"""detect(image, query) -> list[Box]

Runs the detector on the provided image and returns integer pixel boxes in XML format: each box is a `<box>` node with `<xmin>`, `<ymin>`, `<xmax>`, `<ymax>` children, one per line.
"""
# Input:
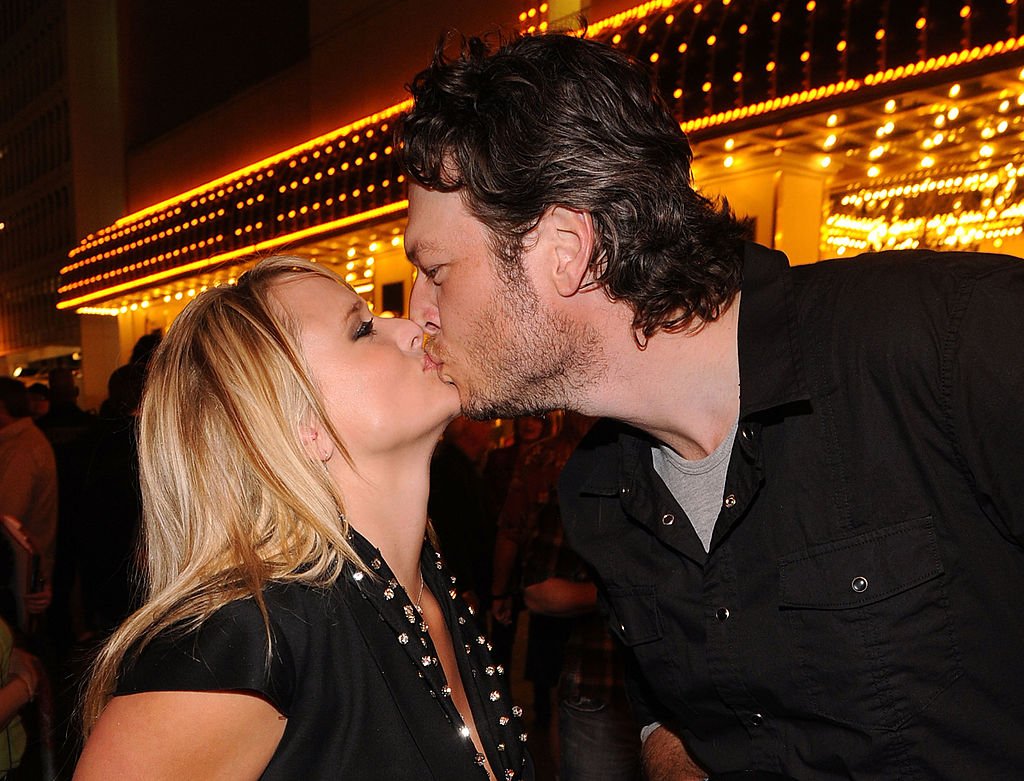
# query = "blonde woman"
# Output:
<box><xmin>74</xmin><ymin>257</ymin><xmax>532</xmax><ymax>781</ymax></box>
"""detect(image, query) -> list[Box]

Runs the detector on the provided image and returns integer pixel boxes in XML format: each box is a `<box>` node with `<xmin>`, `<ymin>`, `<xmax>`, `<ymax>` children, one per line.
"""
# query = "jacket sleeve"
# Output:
<box><xmin>949</xmin><ymin>260</ymin><xmax>1024</xmax><ymax>545</ymax></box>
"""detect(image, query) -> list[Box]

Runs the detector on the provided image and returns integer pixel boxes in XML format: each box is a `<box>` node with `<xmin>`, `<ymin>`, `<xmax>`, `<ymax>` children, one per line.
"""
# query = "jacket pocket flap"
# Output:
<box><xmin>605</xmin><ymin>585</ymin><xmax>662</xmax><ymax>646</ymax></box>
<box><xmin>779</xmin><ymin>517</ymin><xmax>943</xmax><ymax>610</ymax></box>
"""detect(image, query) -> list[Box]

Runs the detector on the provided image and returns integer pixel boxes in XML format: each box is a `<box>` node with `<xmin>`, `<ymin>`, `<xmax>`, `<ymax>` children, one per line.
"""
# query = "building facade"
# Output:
<box><xmin>46</xmin><ymin>0</ymin><xmax>1024</xmax><ymax>405</ymax></box>
<box><xmin>0</xmin><ymin>0</ymin><xmax>80</xmax><ymax>379</ymax></box>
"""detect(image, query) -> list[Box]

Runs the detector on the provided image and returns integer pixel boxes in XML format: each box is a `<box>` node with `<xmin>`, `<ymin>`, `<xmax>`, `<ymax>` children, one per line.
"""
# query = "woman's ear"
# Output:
<box><xmin>545</xmin><ymin>205</ymin><xmax>596</xmax><ymax>297</ymax></box>
<box><xmin>299</xmin><ymin>421</ymin><xmax>335</xmax><ymax>462</ymax></box>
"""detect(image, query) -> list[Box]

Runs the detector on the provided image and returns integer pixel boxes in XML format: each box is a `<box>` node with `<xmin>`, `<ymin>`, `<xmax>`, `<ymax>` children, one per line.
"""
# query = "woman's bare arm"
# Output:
<box><xmin>75</xmin><ymin>690</ymin><xmax>286</xmax><ymax>781</ymax></box>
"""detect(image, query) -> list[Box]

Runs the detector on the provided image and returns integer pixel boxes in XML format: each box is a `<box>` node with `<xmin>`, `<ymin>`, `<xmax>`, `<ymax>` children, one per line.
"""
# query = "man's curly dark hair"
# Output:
<box><xmin>399</xmin><ymin>31</ymin><xmax>749</xmax><ymax>338</ymax></box>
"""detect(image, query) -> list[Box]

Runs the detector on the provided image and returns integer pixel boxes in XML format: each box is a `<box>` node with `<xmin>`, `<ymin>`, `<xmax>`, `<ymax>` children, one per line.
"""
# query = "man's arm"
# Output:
<box><xmin>950</xmin><ymin>262</ymin><xmax>1024</xmax><ymax>543</ymax></box>
<box><xmin>523</xmin><ymin>577</ymin><xmax>596</xmax><ymax>617</ymax></box>
<box><xmin>642</xmin><ymin>724</ymin><xmax>708</xmax><ymax>781</ymax></box>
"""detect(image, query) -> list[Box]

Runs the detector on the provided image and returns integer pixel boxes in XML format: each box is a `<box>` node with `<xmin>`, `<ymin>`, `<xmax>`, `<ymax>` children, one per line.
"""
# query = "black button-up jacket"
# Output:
<box><xmin>559</xmin><ymin>242</ymin><xmax>1024</xmax><ymax>779</ymax></box>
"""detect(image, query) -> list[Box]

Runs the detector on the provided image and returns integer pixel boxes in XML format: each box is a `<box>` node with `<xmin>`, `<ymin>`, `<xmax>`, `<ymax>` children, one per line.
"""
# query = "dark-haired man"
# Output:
<box><xmin>401</xmin><ymin>32</ymin><xmax>1024</xmax><ymax>781</ymax></box>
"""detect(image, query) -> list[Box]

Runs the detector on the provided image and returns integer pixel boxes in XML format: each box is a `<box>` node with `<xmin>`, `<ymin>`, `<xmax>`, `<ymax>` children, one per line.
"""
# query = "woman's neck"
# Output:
<box><xmin>328</xmin><ymin>442</ymin><xmax>435</xmax><ymax>594</ymax></box>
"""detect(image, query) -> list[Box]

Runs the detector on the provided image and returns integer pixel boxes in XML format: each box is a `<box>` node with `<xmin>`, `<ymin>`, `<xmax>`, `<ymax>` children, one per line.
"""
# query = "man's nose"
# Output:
<box><xmin>409</xmin><ymin>273</ymin><xmax>440</xmax><ymax>334</ymax></box>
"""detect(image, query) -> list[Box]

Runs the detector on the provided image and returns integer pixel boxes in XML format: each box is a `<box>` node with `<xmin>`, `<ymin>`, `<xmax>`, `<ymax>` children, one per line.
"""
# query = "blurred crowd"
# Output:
<box><xmin>0</xmin><ymin>333</ymin><xmax>640</xmax><ymax>780</ymax></box>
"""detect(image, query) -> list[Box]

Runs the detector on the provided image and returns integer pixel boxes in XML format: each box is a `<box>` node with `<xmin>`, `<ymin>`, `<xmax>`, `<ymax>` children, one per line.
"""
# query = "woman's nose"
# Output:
<box><xmin>383</xmin><ymin>315</ymin><xmax>428</xmax><ymax>351</ymax></box>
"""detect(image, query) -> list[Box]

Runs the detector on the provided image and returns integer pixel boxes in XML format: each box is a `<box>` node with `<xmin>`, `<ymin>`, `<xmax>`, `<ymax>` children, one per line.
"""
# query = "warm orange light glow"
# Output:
<box><xmin>67</xmin><ymin>100</ymin><xmax>412</xmax><ymax>259</ymax></box>
<box><xmin>58</xmin><ymin>201</ymin><xmax>409</xmax><ymax>309</ymax></box>
<box><xmin>682</xmin><ymin>34</ymin><xmax>1024</xmax><ymax>135</ymax></box>
<box><xmin>584</xmin><ymin>0</ymin><xmax>678</xmax><ymax>37</ymax></box>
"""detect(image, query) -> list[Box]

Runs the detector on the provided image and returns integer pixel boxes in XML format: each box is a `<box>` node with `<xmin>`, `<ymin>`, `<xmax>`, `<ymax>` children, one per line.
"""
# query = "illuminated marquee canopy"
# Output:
<box><xmin>60</xmin><ymin>0</ymin><xmax>1024</xmax><ymax>311</ymax></box>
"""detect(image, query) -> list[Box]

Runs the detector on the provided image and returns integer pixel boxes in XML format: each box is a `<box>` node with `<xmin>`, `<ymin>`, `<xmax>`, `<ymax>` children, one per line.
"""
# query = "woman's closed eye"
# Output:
<box><xmin>354</xmin><ymin>319</ymin><xmax>376</xmax><ymax>339</ymax></box>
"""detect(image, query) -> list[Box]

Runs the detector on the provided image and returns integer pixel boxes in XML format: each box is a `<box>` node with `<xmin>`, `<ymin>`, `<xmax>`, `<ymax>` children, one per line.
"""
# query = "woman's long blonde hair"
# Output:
<box><xmin>82</xmin><ymin>256</ymin><xmax>362</xmax><ymax>731</ymax></box>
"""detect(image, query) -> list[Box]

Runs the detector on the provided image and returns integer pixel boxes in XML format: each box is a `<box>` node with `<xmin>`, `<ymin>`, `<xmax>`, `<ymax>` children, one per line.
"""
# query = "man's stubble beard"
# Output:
<box><xmin>455</xmin><ymin>275</ymin><xmax>605</xmax><ymax>420</ymax></box>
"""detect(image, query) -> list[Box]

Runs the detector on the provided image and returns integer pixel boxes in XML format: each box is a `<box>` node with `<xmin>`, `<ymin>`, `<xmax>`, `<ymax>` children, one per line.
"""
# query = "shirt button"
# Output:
<box><xmin>751</xmin><ymin>713</ymin><xmax>764</xmax><ymax>727</ymax></box>
<box><xmin>661</xmin><ymin>513</ymin><xmax>675</xmax><ymax>526</ymax></box>
<box><xmin>739</xmin><ymin>425</ymin><xmax>754</xmax><ymax>442</ymax></box>
<box><xmin>851</xmin><ymin>576</ymin><xmax>869</xmax><ymax>593</ymax></box>
<box><xmin>620</xmin><ymin>486</ymin><xmax>631</xmax><ymax>496</ymax></box>
<box><xmin>723</xmin><ymin>494</ymin><xmax>737</xmax><ymax>508</ymax></box>
<box><xmin>716</xmin><ymin>607</ymin><xmax>730</xmax><ymax>622</ymax></box>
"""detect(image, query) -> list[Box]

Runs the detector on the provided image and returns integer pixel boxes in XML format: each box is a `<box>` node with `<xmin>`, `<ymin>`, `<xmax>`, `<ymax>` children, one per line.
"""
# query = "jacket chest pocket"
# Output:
<box><xmin>778</xmin><ymin>516</ymin><xmax>963</xmax><ymax>731</ymax></box>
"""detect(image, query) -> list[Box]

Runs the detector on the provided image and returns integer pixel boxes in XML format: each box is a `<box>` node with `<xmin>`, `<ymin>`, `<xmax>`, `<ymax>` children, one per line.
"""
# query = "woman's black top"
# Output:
<box><xmin>116</xmin><ymin>532</ymin><xmax>533</xmax><ymax>780</ymax></box>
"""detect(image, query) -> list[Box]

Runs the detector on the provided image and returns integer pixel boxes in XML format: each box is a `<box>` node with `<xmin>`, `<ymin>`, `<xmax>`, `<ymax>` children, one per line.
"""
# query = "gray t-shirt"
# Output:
<box><xmin>651</xmin><ymin>417</ymin><xmax>739</xmax><ymax>552</ymax></box>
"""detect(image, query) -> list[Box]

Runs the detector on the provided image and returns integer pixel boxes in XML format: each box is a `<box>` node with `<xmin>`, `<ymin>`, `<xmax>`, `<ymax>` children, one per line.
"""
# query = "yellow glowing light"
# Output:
<box><xmin>820</xmin><ymin>156</ymin><xmax>831</xmax><ymax>168</ymax></box>
<box><xmin>868</xmin><ymin>166</ymin><xmax>880</xmax><ymax>177</ymax></box>
<box><xmin>650</xmin><ymin>52</ymin><xmax>660</xmax><ymax>62</ymax></box>
<box><xmin>739</xmin><ymin>23</ymin><xmax>748</xmax><ymax>34</ymax></box>
<box><xmin>678</xmin><ymin>42</ymin><xmax>688</xmax><ymax>53</ymax></box>
<box><xmin>703</xmin><ymin>82</ymin><xmax>712</xmax><ymax>92</ymax></box>
<box><xmin>806</xmin><ymin>0</ymin><xmax>816</xmax><ymax>10</ymax></box>
<box><xmin>916</xmin><ymin>17</ymin><xmax>927</xmax><ymax>29</ymax></box>
<box><xmin>824</xmin><ymin>134</ymin><xmax>837</xmax><ymax>149</ymax></box>
<box><xmin>584</xmin><ymin>0</ymin><xmax>679</xmax><ymax>37</ymax></box>
<box><xmin>876</xmin><ymin>29</ymin><xmax>885</xmax><ymax>40</ymax></box>
<box><xmin>733</xmin><ymin>71</ymin><xmax>742</xmax><ymax>82</ymax></box>
<box><xmin>998</xmin><ymin>119</ymin><xmax>1009</xmax><ymax>132</ymax></box>
<box><xmin>68</xmin><ymin>101</ymin><xmax>412</xmax><ymax>250</ymax></box>
<box><xmin>948</xmin><ymin>107</ymin><xmax>960</xmax><ymax>120</ymax></box>
<box><xmin>921</xmin><ymin>156</ymin><xmax>935</xmax><ymax>167</ymax></box>
<box><xmin>869</xmin><ymin>145</ymin><xmax>885</xmax><ymax>159</ymax></box>
<box><xmin>707</xmin><ymin>34</ymin><xmax>717</xmax><ymax>45</ymax></box>
<box><xmin>673</xmin><ymin>87</ymin><xmax>683</xmax><ymax>99</ymax></box>
<box><xmin>801</xmin><ymin>51</ymin><xmax>810</xmax><ymax>62</ymax></box>
<box><xmin>980</xmin><ymin>144</ymin><xmax>994</xmax><ymax>157</ymax></box>
<box><xmin>827</xmin><ymin>114</ymin><xmax>839</xmax><ymax>127</ymax></box>
<box><xmin>772</xmin><ymin>11</ymin><xmax>781</xmax><ymax>22</ymax></box>
<box><xmin>766</xmin><ymin>61</ymin><xmax>776</xmax><ymax>72</ymax></box>
<box><xmin>960</xmin><ymin>5</ymin><xmax>971</xmax><ymax>18</ymax></box>
<box><xmin>884</xmin><ymin>99</ymin><xmax>896</xmax><ymax>113</ymax></box>
<box><xmin>725</xmin><ymin>138</ymin><xmax>736</xmax><ymax>151</ymax></box>
<box><xmin>949</xmin><ymin>83</ymin><xmax>962</xmax><ymax>98</ymax></box>
<box><xmin>724</xmin><ymin>156</ymin><xmax>735</xmax><ymax>168</ymax></box>
<box><xmin>836</xmin><ymin>41</ymin><xmax>847</xmax><ymax>53</ymax></box>
<box><xmin>59</xmin><ymin>201</ymin><xmax>409</xmax><ymax>309</ymax></box>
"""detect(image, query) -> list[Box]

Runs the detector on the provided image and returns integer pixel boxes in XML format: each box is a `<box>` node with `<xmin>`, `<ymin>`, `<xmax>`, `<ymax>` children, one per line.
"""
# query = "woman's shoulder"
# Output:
<box><xmin>116</xmin><ymin>580</ymin><xmax>346</xmax><ymax>716</ymax></box>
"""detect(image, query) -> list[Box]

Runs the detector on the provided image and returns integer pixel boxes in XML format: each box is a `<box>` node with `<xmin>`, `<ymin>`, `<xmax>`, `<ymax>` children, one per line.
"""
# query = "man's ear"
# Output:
<box><xmin>299</xmin><ymin>420</ymin><xmax>335</xmax><ymax>463</ymax></box>
<box><xmin>545</xmin><ymin>205</ymin><xmax>596</xmax><ymax>298</ymax></box>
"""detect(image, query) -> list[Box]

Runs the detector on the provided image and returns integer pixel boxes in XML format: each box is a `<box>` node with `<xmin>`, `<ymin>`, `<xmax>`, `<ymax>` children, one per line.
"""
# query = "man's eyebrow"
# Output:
<box><xmin>404</xmin><ymin>239</ymin><xmax>442</xmax><ymax>264</ymax></box>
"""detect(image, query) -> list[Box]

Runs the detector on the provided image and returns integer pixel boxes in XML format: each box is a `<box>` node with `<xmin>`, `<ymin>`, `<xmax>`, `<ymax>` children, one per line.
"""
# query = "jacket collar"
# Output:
<box><xmin>736</xmin><ymin>241</ymin><xmax>810</xmax><ymax>417</ymax></box>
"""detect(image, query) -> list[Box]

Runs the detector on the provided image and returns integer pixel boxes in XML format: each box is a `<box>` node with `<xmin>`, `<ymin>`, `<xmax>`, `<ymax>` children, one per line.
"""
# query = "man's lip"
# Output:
<box><xmin>423</xmin><ymin>352</ymin><xmax>443</xmax><ymax>372</ymax></box>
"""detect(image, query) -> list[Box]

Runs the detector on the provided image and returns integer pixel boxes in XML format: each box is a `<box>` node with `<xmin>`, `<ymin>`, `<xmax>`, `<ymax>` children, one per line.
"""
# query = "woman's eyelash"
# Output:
<box><xmin>354</xmin><ymin>319</ymin><xmax>376</xmax><ymax>338</ymax></box>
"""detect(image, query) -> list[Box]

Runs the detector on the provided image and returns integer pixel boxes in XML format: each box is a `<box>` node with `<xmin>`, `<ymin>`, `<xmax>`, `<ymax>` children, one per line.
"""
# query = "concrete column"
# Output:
<box><xmin>694</xmin><ymin>150</ymin><xmax>829</xmax><ymax>265</ymax></box>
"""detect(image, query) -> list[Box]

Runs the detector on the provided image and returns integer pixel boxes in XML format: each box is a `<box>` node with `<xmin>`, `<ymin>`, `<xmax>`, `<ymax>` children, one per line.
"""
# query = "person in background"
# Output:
<box><xmin>76</xmin><ymin>364</ymin><xmax>147</xmax><ymax>636</ymax></box>
<box><xmin>0</xmin><ymin>379</ymin><xmax>57</xmax><ymax>605</ymax></box>
<box><xmin>484</xmin><ymin>416</ymin><xmax>547</xmax><ymax>512</ymax></box>
<box><xmin>75</xmin><ymin>256</ymin><xmax>532</xmax><ymax>780</ymax></box>
<box><xmin>492</xmin><ymin>413</ymin><xmax>591</xmax><ymax>731</ymax></box>
<box><xmin>0</xmin><ymin>616</ymin><xmax>42</xmax><ymax>778</ymax></box>
<box><xmin>521</xmin><ymin>461</ymin><xmax>640</xmax><ymax>781</ymax></box>
<box><xmin>24</xmin><ymin>386</ymin><xmax>49</xmax><ymax>422</ymax></box>
<box><xmin>428</xmin><ymin>416</ymin><xmax>497</xmax><ymax>611</ymax></box>
<box><xmin>401</xmin><ymin>30</ymin><xmax>1024</xmax><ymax>780</ymax></box>
<box><xmin>481</xmin><ymin>415</ymin><xmax>547</xmax><ymax>666</ymax></box>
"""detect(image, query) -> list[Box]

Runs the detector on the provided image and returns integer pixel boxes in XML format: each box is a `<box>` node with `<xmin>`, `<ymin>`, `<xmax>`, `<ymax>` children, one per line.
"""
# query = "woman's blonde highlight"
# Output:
<box><xmin>82</xmin><ymin>257</ymin><xmax>365</xmax><ymax>732</ymax></box>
